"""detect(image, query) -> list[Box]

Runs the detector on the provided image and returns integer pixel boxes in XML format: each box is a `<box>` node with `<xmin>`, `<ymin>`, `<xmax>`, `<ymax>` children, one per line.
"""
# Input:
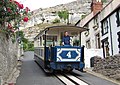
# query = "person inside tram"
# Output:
<box><xmin>62</xmin><ymin>31</ymin><xmax>70</xmax><ymax>46</ymax></box>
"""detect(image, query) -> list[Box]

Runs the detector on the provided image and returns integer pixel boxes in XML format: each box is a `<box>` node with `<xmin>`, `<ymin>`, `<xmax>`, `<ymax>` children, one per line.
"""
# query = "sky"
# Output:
<box><xmin>16</xmin><ymin>0</ymin><xmax>77</xmax><ymax>11</ymax></box>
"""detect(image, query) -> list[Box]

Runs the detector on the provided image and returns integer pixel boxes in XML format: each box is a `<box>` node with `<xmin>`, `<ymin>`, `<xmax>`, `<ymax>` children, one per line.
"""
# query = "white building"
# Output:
<box><xmin>75</xmin><ymin>0</ymin><xmax>104</xmax><ymax>68</ymax></box>
<box><xmin>76</xmin><ymin>0</ymin><xmax>103</xmax><ymax>49</ymax></box>
<box><xmin>76</xmin><ymin>0</ymin><xmax>120</xmax><ymax>58</ymax></box>
<box><xmin>100</xmin><ymin>0</ymin><xmax>120</xmax><ymax>57</ymax></box>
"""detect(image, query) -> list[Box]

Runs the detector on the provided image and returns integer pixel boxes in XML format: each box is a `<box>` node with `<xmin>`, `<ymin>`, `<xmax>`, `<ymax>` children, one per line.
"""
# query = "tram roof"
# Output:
<box><xmin>34</xmin><ymin>25</ymin><xmax>88</xmax><ymax>40</ymax></box>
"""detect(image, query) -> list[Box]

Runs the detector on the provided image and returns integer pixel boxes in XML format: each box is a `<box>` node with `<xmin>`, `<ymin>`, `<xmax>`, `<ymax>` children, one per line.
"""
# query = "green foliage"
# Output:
<box><xmin>27</xmin><ymin>42</ymin><xmax>34</xmax><ymax>51</ymax></box>
<box><xmin>58</xmin><ymin>10</ymin><xmax>69</xmax><ymax>21</ymax></box>
<box><xmin>16</xmin><ymin>31</ymin><xmax>28</xmax><ymax>43</ymax></box>
<box><xmin>0</xmin><ymin>0</ymin><xmax>18</xmax><ymax>23</ymax></box>
<box><xmin>22</xmin><ymin>38</ymin><xmax>28</xmax><ymax>44</ymax></box>
<box><xmin>23</xmin><ymin>41</ymin><xmax>34</xmax><ymax>51</ymax></box>
<box><xmin>27</xmin><ymin>47</ymin><xmax>34</xmax><ymax>51</ymax></box>
<box><xmin>15</xmin><ymin>31</ymin><xmax>34</xmax><ymax>51</ymax></box>
<box><xmin>0</xmin><ymin>0</ymin><xmax>30</xmax><ymax>37</ymax></box>
<box><xmin>58</xmin><ymin>11</ymin><xmax>63</xmax><ymax>19</ymax></box>
<box><xmin>23</xmin><ymin>43</ymin><xmax>27</xmax><ymax>50</ymax></box>
<box><xmin>52</xmin><ymin>18</ymin><xmax>60</xmax><ymax>24</ymax></box>
<box><xmin>16</xmin><ymin>31</ymin><xmax>24</xmax><ymax>39</ymax></box>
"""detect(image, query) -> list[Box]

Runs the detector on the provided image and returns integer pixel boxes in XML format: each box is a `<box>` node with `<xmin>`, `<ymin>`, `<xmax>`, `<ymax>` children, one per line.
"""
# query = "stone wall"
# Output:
<box><xmin>93</xmin><ymin>54</ymin><xmax>120</xmax><ymax>81</ymax></box>
<box><xmin>0</xmin><ymin>33</ymin><xmax>18</xmax><ymax>85</ymax></box>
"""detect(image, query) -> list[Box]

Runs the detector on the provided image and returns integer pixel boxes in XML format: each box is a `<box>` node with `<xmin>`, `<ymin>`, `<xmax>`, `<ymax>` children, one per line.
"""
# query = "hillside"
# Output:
<box><xmin>23</xmin><ymin>0</ymin><xmax>111</xmax><ymax>41</ymax></box>
<box><xmin>33</xmin><ymin>0</ymin><xmax>92</xmax><ymax>15</ymax></box>
<box><xmin>33</xmin><ymin>0</ymin><xmax>111</xmax><ymax>15</ymax></box>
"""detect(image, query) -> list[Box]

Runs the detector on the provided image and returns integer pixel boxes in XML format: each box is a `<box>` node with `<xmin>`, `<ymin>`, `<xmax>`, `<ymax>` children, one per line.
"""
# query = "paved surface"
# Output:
<box><xmin>72</xmin><ymin>70</ymin><xmax>118</xmax><ymax>85</ymax></box>
<box><xmin>16</xmin><ymin>51</ymin><xmax>119</xmax><ymax>85</ymax></box>
<box><xmin>16</xmin><ymin>51</ymin><xmax>63</xmax><ymax>85</ymax></box>
<box><xmin>85</xmin><ymin>68</ymin><xmax>120</xmax><ymax>85</ymax></box>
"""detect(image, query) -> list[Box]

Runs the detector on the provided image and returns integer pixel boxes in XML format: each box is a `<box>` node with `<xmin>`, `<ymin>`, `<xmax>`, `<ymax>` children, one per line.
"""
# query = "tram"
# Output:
<box><xmin>34</xmin><ymin>25</ymin><xmax>88</xmax><ymax>73</ymax></box>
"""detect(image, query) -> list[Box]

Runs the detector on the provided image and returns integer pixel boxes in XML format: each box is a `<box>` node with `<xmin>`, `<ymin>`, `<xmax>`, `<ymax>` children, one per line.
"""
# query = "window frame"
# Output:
<box><xmin>94</xmin><ymin>16</ymin><xmax>99</xmax><ymax>26</ymax></box>
<box><xmin>95</xmin><ymin>33</ymin><xmax>101</xmax><ymax>49</ymax></box>
<box><xmin>101</xmin><ymin>19</ymin><xmax>108</xmax><ymax>36</ymax></box>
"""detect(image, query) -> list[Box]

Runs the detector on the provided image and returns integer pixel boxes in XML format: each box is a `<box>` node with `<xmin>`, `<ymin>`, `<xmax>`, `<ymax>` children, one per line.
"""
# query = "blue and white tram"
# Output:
<box><xmin>34</xmin><ymin>25</ymin><xmax>88</xmax><ymax>73</ymax></box>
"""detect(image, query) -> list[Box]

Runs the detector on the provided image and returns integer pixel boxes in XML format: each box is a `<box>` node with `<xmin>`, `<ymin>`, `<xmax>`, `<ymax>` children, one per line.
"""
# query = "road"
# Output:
<box><xmin>16</xmin><ymin>51</ymin><xmax>118</xmax><ymax>85</ymax></box>
<box><xmin>16</xmin><ymin>51</ymin><xmax>63</xmax><ymax>85</ymax></box>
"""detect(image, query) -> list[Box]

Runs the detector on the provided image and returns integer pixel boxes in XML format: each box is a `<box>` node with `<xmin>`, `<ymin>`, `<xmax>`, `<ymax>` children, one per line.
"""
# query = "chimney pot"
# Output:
<box><xmin>91</xmin><ymin>0</ymin><xmax>103</xmax><ymax>15</ymax></box>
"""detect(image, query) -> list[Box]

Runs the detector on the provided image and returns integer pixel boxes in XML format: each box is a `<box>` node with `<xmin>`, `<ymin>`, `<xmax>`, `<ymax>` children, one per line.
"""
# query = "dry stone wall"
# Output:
<box><xmin>0</xmin><ymin>33</ymin><xmax>18</xmax><ymax>85</ymax></box>
<box><xmin>93</xmin><ymin>54</ymin><xmax>120</xmax><ymax>81</ymax></box>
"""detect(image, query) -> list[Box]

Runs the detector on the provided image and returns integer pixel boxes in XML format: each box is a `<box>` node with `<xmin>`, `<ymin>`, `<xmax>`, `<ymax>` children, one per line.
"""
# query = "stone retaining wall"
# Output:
<box><xmin>93</xmin><ymin>54</ymin><xmax>120</xmax><ymax>81</ymax></box>
<box><xmin>0</xmin><ymin>33</ymin><xmax>18</xmax><ymax>85</ymax></box>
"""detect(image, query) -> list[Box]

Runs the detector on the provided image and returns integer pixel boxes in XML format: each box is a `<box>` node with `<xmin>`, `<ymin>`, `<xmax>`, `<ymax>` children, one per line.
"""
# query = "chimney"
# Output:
<box><xmin>91</xmin><ymin>0</ymin><xmax>103</xmax><ymax>15</ymax></box>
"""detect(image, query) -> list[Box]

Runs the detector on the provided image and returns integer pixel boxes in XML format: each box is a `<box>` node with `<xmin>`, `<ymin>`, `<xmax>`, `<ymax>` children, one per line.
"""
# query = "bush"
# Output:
<box><xmin>0</xmin><ymin>0</ymin><xmax>30</xmax><ymax>36</ymax></box>
<box><xmin>26</xmin><ymin>47</ymin><xmax>34</xmax><ymax>51</ymax></box>
<box><xmin>23</xmin><ymin>41</ymin><xmax>34</xmax><ymax>51</ymax></box>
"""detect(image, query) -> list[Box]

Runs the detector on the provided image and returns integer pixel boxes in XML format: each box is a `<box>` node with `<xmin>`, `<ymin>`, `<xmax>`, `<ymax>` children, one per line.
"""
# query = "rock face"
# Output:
<box><xmin>0</xmin><ymin>33</ymin><xmax>18</xmax><ymax>85</ymax></box>
<box><xmin>93</xmin><ymin>55</ymin><xmax>120</xmax><ymax>81</ymax></box>
<box><xmin>33</xmin><ymin>0</ymin><xmax>111</xmax><ymax>15</ymax></box>
<box><xmin>33</xmin><ymin>0</ymin><xmax>91</xmax><ymax>14</ymax></box>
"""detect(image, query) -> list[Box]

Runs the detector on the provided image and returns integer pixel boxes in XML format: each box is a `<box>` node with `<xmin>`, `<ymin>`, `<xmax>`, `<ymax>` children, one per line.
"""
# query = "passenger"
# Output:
<box><xmin>62</xmin><ymin>31</ymin><xmax>70</xmax><ymax>46</ymax></box>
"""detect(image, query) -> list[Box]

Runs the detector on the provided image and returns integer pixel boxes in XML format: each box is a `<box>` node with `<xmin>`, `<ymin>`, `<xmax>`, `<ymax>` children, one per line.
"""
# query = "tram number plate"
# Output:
<box><xmin>59</xmin><ymin>51</ymin><xmax>78</xmax><ymax>59</ymax></box>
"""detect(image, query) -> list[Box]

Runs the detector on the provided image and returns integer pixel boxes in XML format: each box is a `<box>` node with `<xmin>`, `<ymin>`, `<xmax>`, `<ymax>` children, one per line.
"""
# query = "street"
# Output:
<box><xmin>16</xmin><ymin>51</ymin><xmax>117</xmax><ymax>85</ymax></box>
<box><xmin>16</xmin><ymin>51</ymin><xmax>63</xmax><ymax>85</ymax></box>
<box><xmin>1</xmin><ymin>0</ymin><xmax>120</xmax><ymax>85</ymax></box>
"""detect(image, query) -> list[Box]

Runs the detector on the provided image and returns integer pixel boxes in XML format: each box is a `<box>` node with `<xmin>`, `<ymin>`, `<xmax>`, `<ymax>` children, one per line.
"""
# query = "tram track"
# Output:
<box><xmin>55</xmin><ymin>72</ymin><xmax>89</xmax><ymax>85</ymax></box>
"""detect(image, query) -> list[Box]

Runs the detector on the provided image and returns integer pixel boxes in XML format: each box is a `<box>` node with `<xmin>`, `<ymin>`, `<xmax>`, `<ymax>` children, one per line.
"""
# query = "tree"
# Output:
<box><xmin>58</xmin><ymin>11</ymin><xmax>63</xmax><ymax>19</ymax></box>
<box><xmin>58</xmin><ymin>10</ymin><xmax>69</xmax><ymax>24</ymax></box>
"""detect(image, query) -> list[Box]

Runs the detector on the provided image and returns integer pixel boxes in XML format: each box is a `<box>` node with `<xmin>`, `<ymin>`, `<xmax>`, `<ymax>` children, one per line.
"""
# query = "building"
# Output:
<box><xmin>76</xmin><ymin>0</ymin><xmax>120</xmax><ymax>58</ymax></box>
<box><xmin>100</xmin><ymin>0</ymin><xmax>120</xmax><ymax>57</ymax></box>
<box><xmin>75</xmin><ymin>0</ymin><xmax>103</xmax><ymax>68</ymax></box>
<box><xmin>77</xmin><ymin>0</ymin><xmax>103</xmax><ymax>49</ymax></box>
<box><xmin>78</xmin><ymin>0</ymin><xmax>102</xmax><ymax>49</ymax></box>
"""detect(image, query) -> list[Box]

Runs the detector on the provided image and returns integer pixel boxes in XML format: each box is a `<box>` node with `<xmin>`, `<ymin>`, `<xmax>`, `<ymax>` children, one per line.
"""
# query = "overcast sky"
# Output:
<box><xmin>16</xmin><ymin>0</ymin><xmax>77</xmax><ymax>11</ymax></box>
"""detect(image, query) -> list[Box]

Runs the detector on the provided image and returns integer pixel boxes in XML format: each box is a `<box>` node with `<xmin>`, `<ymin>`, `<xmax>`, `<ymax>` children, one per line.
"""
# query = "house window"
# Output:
<box><xmin>86</xmin><ymin>39</ymin><xmax>91</xmax><ymax>49</ymax></box>
<box><xmin>84</xmin><ymin>24</ymin><xmax>89</xmax><ymax>36</ymax></box>
<box><xmin>116</xmin><ymin>9</ymin><xmax>120</xmax><ymax>27</ymax></box>
<box><xmin>93</xmin><ymin>16</ymin><xmax>99</xmax><ymax>30</ymax></box>
<box><xmin>95</xmin><ymin>33</ymin><xmax>101</xmax><ymax>49</ymax></box>
<box><xmin>101</xmin><ymin>19</ymin><xmax>108</xmax><ymax>35</ymax></box>
<box><xmin>94</xmin><ymin>16</ymin><xmax>98</xmax><ymax>26</ymax></box>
